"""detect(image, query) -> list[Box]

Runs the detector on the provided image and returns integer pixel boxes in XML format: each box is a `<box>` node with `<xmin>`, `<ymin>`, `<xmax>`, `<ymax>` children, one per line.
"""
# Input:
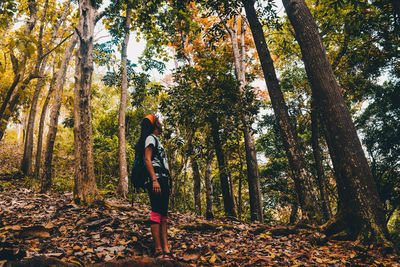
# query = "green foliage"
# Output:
<box><xmin>356</xmin><ymin>81</ymin><xmax>400</xmax><ymax>216</ymax></box>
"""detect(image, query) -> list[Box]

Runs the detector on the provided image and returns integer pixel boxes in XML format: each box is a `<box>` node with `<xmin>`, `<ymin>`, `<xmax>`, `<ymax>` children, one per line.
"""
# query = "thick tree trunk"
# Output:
<box><xmin>210</xmin><ymin>118</ymin><xmax>236</xmax><ymax>217</ymax></box>
<box><xmin>117</xmin><ymin>8</ymin><xmax>131</xmax><ymax>198</ymax></box>
<box><xmin>192</xmin><ymin>159</ymin><xmax>202</xmax><ymax>215</ymax></box>
<box><xmin>243</xmin><ymin>0</ymin><xmax>322</xmax><ymax>223</ymax></box>
<box><xmin>205</xmin><ymin>152</ymin><xmax>214</xmax><ymax>220</ymax></box>
<box><xmin>34</xmin><ymin>74</ymin><xmax>56</xmax><ymax>180</ymax></box>
<box><xmin>42</xmin><ymin>34</ymin><xmax>77</xmax><ymax>192</ymax></box>
<box><xmin>223</xmin><ymin>14</ymin><xmax>263</xmax><ymax>222</ymax></box>
<box><xmin>72</xmin><ymin>0</ymin><xmax>100</xmax><ymax>205</ymax></box>
<box><xmin>283</xmin><ymin>0</ymin><xmax>391</xmax><ymax>245</ymax></box>
<box><xmin>311</xmin><ymin>100</ymin><xmax>332</xmax><ymax>221</ymax></box>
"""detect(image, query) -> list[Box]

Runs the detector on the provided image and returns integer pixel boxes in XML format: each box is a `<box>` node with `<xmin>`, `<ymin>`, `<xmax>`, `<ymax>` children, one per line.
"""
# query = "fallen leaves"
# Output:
<box><xmin>0</xmin><ymin>186</ymin><xmax>399</xmax><ymax>266</ymax></box>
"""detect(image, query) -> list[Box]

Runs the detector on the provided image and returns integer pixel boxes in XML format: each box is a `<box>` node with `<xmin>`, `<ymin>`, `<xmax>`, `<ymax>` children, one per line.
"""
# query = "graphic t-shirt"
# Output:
<box><xmin>145</xmin><ymin>134</ymin><xmax>169</xmax><ymax>173</ymax></box>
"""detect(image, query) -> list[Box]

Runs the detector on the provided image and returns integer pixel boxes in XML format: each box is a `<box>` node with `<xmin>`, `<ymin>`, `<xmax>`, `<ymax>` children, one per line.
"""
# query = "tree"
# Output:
<box><xmin>72</xmin><ymin>0</ymin><xmax>102</xmax><ymax>204</ymax></box>
<box><xmin>21</xmin><ymin>0</ymin><xmax>73</xmax><ymax>175</ymax></box>
<box><xmin>116</xmin><ymin>6</ymin><xmax>132</xmax><ymax>198</ymax></box>
<box><xmin>0</xmin><ymin>0</ymin><xmax>38</xmax><ymax>141</ymax></box>
<box><xmin>242</xmin><ymin>0</ymin><xmax>322</xmax><ymax>223</ymax></box>
<box><xmin>282</xmin><ymin>0</ymin><xmax>391</xmax><ymax>245</ymax></box>
<box><xmin>42</xmin><ymin>34</ymin><xmax>78</xmax><ymax>192</ymax></box>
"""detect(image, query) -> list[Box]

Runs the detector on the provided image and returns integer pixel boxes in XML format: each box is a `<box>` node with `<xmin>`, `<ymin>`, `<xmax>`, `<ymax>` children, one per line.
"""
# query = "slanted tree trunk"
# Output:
<box><xmin>21</xmin><ymin>0</ymin><xmax>50</xmax><ymax>175</ymax></box>
<box><xmin>0</xmin><ymin>0</ymin><xmax>37</xmax><ymax>141</ymax></box>
<box><xmin>34</xmin><ymin>72</ymin><xmax>56</xmax><ymax>180</ymax></box>
<box><xmin>42</xmin><ymin>34</ymin><xmax>77</xmax><ymax>192</ymax></box>
<box><xmin>117</xmin><ymin>8</ymin><xmax>132</xmax><ymax>198</ymax></box>
<box><xmin>72</xmin><ymin>0</ymin><xmax>100</xmax><ymax>205</ymax></box>
<box><xmin>22</xmin><ymin>0</ymin><xmax>71</xmax><ymax>175</ymax></box>
<box><xmin>192</xmin><ymin>159</ymin><xmax>202</xmax><ymax>215</ymax></box>
<box><xmin>210</xmin><ymin>118</ymin><xmax>236</xmax><ymax>217</ymax></box>
<box><xmin>243</xmin><ymin>0</ymin><xmax>322</xmax><ymax>223</ymax></box>
<box><xmin>310</xmin><ymin>100</ymin><xmax>331</xmax><ymax>221</ymax></box>
<box><xmin>283</xmin><ymin>0</ymin><xmax>391</xmax><ymax>245</ymax></box>
<box><xmin>223</xmin><ymin>13</ymin><xmax>263</xmax><ymax>223</ymax></box>
<box><xmin>205</xmin><ymin>151</ymin><xmax>214</xmax><ymax>220</ymax></box>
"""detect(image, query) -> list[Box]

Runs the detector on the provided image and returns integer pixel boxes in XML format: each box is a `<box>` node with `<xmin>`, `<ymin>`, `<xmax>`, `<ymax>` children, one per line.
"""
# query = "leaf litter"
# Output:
<box><xmin>0</xmin><ymin>186</ymin><xmax>399</xmax><ymax>266</ymax></box>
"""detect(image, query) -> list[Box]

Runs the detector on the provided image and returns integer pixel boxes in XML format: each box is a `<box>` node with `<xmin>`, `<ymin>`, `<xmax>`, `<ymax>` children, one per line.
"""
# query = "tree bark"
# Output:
<box><xmin>34</xmin><ymin>73</ymin><xmax>56</xmax><ymax>180</ymax></box>
<box><xmin>243</xmin><ymin>0</ymin><xmax>322</xmax><ymax>223</ymax></box>
<box><xmin>283</xmin><ymin>0</ymin><xmax>391</xmax><ymax>245</ymax></box>
<box><xmin>42</xmin><ymin>34</ymin><xmax>77</xmax><ymax>192</ymax></box>
<box><xmin>205</xmin><ymin>152</ymin><xmax>214</xmax><ymax>220</ymax></box>
<box><xmin>72</xmin><ymin>0</ymin><xmax>100</xmax><ymax>205</ymax></box>
<box><xmin>223</xmin><ymin>14</ymin><xmax>263</xmax><ymax>222</ymax></box>
<box><xmin>310</xmin><ymin>100</ymin><xmax>332</xmax><ymax>221</ymax></box>
<box><xmin>210</xmin><ymin>118</ymin><xmax>236</xmax><ymax>217</ymax></box>
<box><xmin>117</xmin><ymin>8</ymin><xmax>132</xmax><ymax>198</ymax></box>
<box><xmin>192</xmin><ymin>158</ymin><xmax>202</xmax><ymax>215</ymax></box>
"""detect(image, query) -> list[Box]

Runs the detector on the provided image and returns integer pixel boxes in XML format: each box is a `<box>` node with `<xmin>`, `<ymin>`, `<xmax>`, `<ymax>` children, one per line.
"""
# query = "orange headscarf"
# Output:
<box><xmin>144</xmin><ymin>114</ymin><xmax>156</xmax><ymax>125</ymax></box>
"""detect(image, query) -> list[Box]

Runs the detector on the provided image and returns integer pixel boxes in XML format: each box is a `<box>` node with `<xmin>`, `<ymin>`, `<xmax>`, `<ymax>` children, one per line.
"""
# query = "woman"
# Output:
<box><xmin>135</xmin><ymin>114</ymin><xmax>173</xmax><ymax>260</ymax></box>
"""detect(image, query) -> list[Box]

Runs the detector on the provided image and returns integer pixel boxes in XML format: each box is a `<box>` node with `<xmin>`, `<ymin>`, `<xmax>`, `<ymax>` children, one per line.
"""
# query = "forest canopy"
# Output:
<box><xmin>0</xmin><ymin>0</ymin><xmax>399</xmax><ymax>257</ymax></box>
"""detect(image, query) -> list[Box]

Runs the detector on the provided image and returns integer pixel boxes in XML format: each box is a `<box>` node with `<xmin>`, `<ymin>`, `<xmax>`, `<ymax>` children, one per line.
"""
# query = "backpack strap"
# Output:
<box><xmin>149</xmin><ymin>134</ymin><xmax>168</xmax><ymax>173</ymax></box>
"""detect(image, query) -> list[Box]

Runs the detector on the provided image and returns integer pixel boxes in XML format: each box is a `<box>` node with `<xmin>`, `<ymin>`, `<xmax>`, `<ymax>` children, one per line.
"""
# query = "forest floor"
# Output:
<box><xmin>0</xmin><ymin>180</ymin><xmax>399</xmax><ymax>266</ymax></box>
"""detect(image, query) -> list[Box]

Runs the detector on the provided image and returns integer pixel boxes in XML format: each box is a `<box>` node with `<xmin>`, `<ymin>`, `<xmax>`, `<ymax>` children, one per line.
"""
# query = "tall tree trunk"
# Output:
<box><xmin>236</xmin><ymin>130</ymin><xmax>245</xmax><ymax>219</ymax></box>
<box><xmin>42</xmin><ymin>34</ymin><xmax>77</xmax><ymax>192</ymax></box>
<box><xmin>0</xmin><ymin>0</ymin><xmax>37</xmax><ymax>141</ymax></box>
<box><xmin>283</xmin><ymin>0</ymin><xmax>391</xmax><ymax>245</ymax></box>
<box><xmin>210</xmin><ymin>118</ymin><xmax>236</xmax><ymax>217</ymax></box>
<box><xmin>311</xmin><ymin>100</ymin><xmax>332</xmax><ymax>221</ymax></box>
<box><xmin>223</xmin><ymin>14</ymin><xmax>263</xmax><ymax>223</ymax></box>
<box><xmin>73</xmin><ymin>0</ymin><xmax>100</xmax><ymax>205</ymax></box>
<box><xmin>21</xmin><ymin>0</ymin><xmax>50</xmax><ymax>175</ymax></box>
<box><xmin>192</xmin><ymin>159</ymin><xmax>202</xmax><ymax>215</ymax></box>
<box><xmin>243</xmin><ymin>0</ymin><xmax>322</xmax><ymax>223</ymax></box>
<box><xmin>117</xmin><ymin>8</ymin><xmax>131</xmax><ymax>198</ymax></box>
<box><xmin>205</xmin><ymin>152</ymin><xmax>214</xmax><ymax>220</ymax></box>
<box><xmin>22</xmin><ymin>0</ymin><xmax>71</xmax><ymax>175</ymax></box>
<box><xmin>34</xmin><ymin>73</ymin><xmax>56</xmax><ymax>180</ymax></box>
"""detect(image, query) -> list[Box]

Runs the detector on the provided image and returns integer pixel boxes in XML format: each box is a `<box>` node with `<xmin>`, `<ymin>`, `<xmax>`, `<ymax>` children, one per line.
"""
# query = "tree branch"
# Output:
<box><xmin>41</xmin><ymin>32</ymin><xmax>74</xmax><ymax>60</ymax></box>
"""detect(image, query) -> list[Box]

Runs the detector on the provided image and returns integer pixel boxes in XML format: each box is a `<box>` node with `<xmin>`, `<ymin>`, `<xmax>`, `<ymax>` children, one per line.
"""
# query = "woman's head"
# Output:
<box><xmin>135</xmin><ymin>114</ymin><xmax>161</xmax><ymax>154</ymax></box>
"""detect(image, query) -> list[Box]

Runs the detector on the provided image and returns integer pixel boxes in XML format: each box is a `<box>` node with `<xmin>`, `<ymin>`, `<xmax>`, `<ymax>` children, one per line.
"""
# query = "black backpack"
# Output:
<box><xmin>130</xmin><ymin>135</ymin><xmax>160</xmax><ymax>189</ymax></box>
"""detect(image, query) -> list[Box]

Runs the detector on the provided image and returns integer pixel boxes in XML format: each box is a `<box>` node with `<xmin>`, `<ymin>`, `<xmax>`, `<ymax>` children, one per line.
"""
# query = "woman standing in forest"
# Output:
<box><xmin>135</xmin><ymin>114</ymin><xmax>173</xmax><ymax>260</ymax></box>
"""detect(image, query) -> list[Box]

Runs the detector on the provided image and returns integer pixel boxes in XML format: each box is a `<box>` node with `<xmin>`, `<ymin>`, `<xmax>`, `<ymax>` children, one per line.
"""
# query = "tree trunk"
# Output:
<box><xmin>223</xmin><ymin>14</ymin><xmax>263</xmax><ymax>222</ymax></box>
<box><xmin>21</xmin><ymin>0</ymin><xmax>50</xmax><ymax>175</ymax></box>
<box><xmin>22</xmin><ymin>0</ymin><xmax>72</xmax><ymax>175</ymax></box>
<box><xmin>311</xmin><ymin>100</ymin><xmax>332</xmax><ymax>221</ymax></box>
<box><xmin>210</xmin><ymin>118</ymin><xmax>236</xmax><ymax>217</ymax></box>
<box><xmin>192</xmin><ymin>158</ymin><xmax>202</xmax><ymax>215</ymax></box>
<box><xmin>283</xmin><ymin>0</ymin><xmax>391</xmax><ymax>245</ymax></box>
<box><xmin>117</xmin><ymin>8</ymin><xmax>131</xmax><ymax>198</ymax></box>
<box><xmin>236</xmin><ymin>130</ymin><xmax>244</xmax><ymax>219</ymax></box>
<box><xmin>21</xmin><ymin>74</ymin><xmax>46</xmax><ymax>175</ymax></box>
<box><xmin>73</xmin><ymin>0</ymin><xmax>100</xmax><ymax>205</ymax></box>
<box><xmin>205</xmin><ymin>152</ymin><xmax>214</xmax><ymax>220</ymax></box>
<box><xmin>42</xmin><ymin>34</ymin><xmax>77</xmax><ymax>192</ymax></box>
<box><xmin>34</xmin><ymin>73</ymin><xmax>56</xmax><ymax>180</ymax></box>
<box><xmin>243</xmin><ymin>0</ymin><xmax>322</xmax><ymax>223</ymax></box>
